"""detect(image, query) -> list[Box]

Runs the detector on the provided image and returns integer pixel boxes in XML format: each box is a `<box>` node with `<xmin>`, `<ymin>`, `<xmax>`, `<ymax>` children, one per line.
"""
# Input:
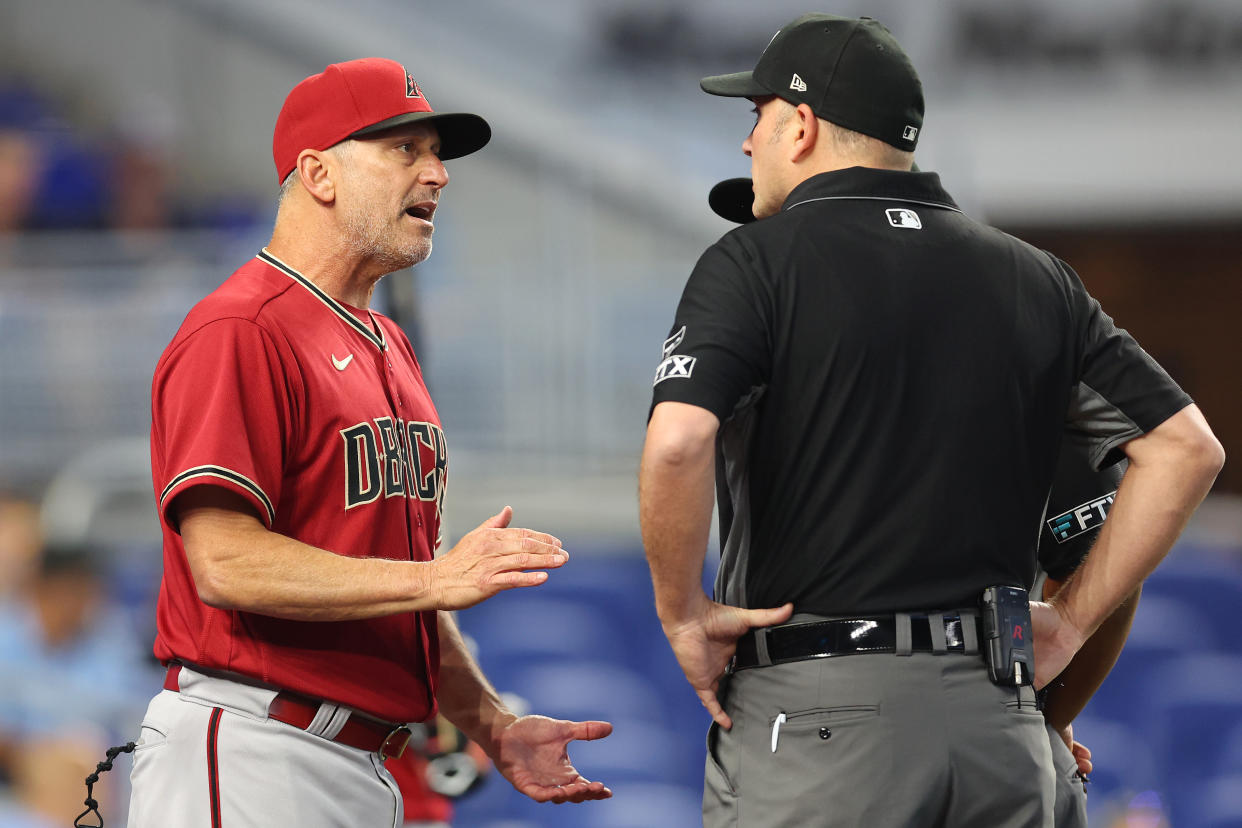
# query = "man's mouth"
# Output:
<box><xmin>404</xmin><ymin>202</ymin><xmax>436</xmax><ymax>222</ymax></box>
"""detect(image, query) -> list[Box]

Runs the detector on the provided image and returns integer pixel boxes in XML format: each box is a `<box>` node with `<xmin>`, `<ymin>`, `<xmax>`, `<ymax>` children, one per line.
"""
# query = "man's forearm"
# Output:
<box><xmin>180</xmin><ymin>494</ymin><xmax>435</xmax><ymax>620</ymax></box>
<box><xmin>434</xmin><ymin>611</ymin><xmax>515</xmax><ymax>756</ymax></box>
<box><xmin>1041</xmin><ymin>585</ymin><xmax>1140</xmax><ymax>730</ymax></box>
<box><xmin>1054</xmin><ymin>405</ymin><xmax>1223</xmax><ymax>639</ymax></box>
<box><xmin>639</xmin><ymin>403</ymin><xmax>719</xmax><ymax>626</ymax></box>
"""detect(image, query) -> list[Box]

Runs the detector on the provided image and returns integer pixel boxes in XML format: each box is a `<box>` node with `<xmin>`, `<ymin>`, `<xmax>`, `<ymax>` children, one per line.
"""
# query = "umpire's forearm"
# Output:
<box><xmin>639</xmin><ymin>402</ymin><xmax>719</xmax><ymax>627</ymax></box>
<box><xmin>1053</xmin><ymin>405</ymin><xmax>1222</xmax><ymax>639</ymax></box>
<box><xmin>1041</xmin><ymin>585</ymin><xmax>1140</xmax><ymax>730</ymax></box>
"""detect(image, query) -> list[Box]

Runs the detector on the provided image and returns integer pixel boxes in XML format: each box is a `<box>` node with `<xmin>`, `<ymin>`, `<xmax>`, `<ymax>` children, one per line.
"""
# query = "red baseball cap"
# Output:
<box><xmin>272</xmin><ymin>58</ymin><xmax>491</xmax><ymax>184</ymax></box>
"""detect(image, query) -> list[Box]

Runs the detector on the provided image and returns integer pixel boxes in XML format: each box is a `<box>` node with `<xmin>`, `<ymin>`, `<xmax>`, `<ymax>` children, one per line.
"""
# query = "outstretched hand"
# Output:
<box><xmin>430</xmin><ymin>507</ymin><xmax>568</xmax><ymax>610</ymax></box>
<box><xmin>662</xmin><ymin>597</ymin><xmax>794</xmax><ymax>729</ymax></box>
<box><xmin>492</xmin><ymin>715</ymin><xmax>613</xmax><ymax>803</ymax></box>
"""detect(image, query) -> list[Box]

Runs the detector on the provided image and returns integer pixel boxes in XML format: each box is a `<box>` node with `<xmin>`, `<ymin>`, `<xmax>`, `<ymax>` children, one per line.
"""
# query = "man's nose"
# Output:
<box><xmin>421</xmin><ymin>159</ymin><xmax>449</xmax><ymax>188</ymax></box>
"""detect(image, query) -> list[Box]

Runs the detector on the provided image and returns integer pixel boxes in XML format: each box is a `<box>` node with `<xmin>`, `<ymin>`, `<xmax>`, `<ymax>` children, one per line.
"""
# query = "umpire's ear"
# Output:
<box><xmin>295</xmin><ymin>148</ymin><xmax>337</xmax><ymax>205</ymax></box>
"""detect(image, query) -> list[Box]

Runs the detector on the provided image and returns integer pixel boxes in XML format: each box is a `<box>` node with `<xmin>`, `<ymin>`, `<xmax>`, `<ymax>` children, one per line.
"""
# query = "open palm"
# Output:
<box><xmin>492</xmin><ymin>715</ymin><xmax>613</xmax><ymax>804</ymax></box>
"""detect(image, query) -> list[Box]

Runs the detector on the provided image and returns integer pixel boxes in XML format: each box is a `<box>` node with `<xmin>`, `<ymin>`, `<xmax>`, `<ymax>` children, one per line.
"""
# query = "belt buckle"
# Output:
<box><xmin>379</xmin><ymin>725</ymin><xmax>413</xmax><ymax>759</ymax></box>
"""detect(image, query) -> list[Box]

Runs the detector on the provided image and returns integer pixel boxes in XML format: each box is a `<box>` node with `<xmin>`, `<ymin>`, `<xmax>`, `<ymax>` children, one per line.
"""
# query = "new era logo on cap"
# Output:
<box><xmin>790</xmin><ymin>73</ymin><xmax>807</xmax><ymax>92</ymax></box>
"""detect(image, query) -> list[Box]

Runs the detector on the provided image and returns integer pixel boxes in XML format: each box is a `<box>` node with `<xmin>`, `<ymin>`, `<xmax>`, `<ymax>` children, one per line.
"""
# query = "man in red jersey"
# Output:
<box><xmin>127</xmin><ymin>58</ymin><xmax>611</xmax><ymax>827</ymax></box>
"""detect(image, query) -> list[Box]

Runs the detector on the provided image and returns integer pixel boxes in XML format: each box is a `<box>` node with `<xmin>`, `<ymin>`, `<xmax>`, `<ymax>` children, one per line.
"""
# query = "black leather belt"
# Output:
<box><xmin>733</xmin><ymin>613</ymin><xmax>983</xmax><ymax>671</ymax></box>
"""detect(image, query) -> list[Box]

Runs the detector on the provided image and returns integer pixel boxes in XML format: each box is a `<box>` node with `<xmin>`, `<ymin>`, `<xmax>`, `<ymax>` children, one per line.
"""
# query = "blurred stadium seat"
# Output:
<box><xmin>1180</xmin><ymin>773</ymin><xmax>1242</xmax><ymax>828</ymax></box>
<box><xmin>1139</xmin><ymin>558</ymin><xmax>1242</xmax><ymax>652</ymax></box>
<box><xmin>1081</xmin><ymin>593</ymin><xmax>1220</xmax><ymax>727</ymax></box>
<box><xmin>458</xmin><ymin>594</ymin><xmax>634</xmax><ymax>667</ymax></box>
<box><xmin>1069</xmin><ymin>715</ymin><xmax>1160</xmax><ymax>801</ymax></box>
<box><xmin>567</xmin><ymin>715</ymin><xmax>701</xmax><ymax>789</ymax></box>
<box><xmin>568</xmin><ymin>782</ymin><xmax>704</xmax><ymax>828</ymax></box>
<box><xmin>499</xmin><ymin>660</ymin><xmax>667</xmax><ymax>726</ymax></box>
<box><xmin>1146</xmin><ymin>653</ymin><xmax>1242</xmax><ymax>818</ymax></box>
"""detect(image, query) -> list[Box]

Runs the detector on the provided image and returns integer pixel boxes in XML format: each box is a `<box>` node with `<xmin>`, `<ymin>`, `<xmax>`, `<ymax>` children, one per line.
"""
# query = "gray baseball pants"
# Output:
<box><xmin>703</xmin><ymin>648</ymin><xmax>1054</xmax><ymax>827</ymax></box>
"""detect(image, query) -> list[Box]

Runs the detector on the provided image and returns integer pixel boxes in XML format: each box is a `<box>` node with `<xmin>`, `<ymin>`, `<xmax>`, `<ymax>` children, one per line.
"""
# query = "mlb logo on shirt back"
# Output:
<box><xmin>886</xmin><ymin>208</ymin><xmax>922</xmax><ymax>229</ymax></box>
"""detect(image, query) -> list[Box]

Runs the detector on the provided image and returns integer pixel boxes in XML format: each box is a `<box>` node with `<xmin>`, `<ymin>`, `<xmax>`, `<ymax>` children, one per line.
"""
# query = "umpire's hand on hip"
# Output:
<box><xmin>662</xmin><ymin>594</ymin><xmax>794</xmax><ymax>729</ymax></box>
<box><xmin>426</xmin><ymin>506</ymin><xmax>568</xmax><ymax>610</ymax></box>
<box><xmin>1029</xmin><ymin>599</ymin><xmax>1087</xmax><ymax>690</ymax></box>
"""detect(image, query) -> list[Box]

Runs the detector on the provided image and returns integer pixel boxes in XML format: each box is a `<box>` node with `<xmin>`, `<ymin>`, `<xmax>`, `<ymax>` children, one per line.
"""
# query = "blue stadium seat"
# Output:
<box><xmin>1140</xmin><ymin>558</ymin><xmax>1242</xmax><ymax>655</ymax></box>
<box><xmin>1177</xmin><ymin>773</ymin><xmax>1242</xmax><ymax>828</ymax></box>
<box><xmin>1081</xmin><ymin>594</ymin><xmax>1219</xmax><ymax>727</ymax></box>
<box><xmin>458</xmin><ymin>594</ymin><xmax>635</xmax><ymax>668</ymax></box>
<box><xmin>501</xmin><ymin>660</ymin><xmax>668</xmax><ymax>726</ymax></box>
<box><xmin>1221</xmin><ymin>720</ymin><xmax>1242</xmax><ymax>776</ymax></box>
<box><xmin>1069</xmin><ymin>715</ymin><xmax>1159</xmax><ymax>801</ymax></box>
<box><xmin>1146</xmin><ymin>653</ymin><xmax>1242</xmax><ymax>808</ymax></box>
<box><xmin>566</xmin><ymin>715</ymin><xmax>704</xmax><ymax>791</ymax></box>
<box><xmin>570</xmin><ymin>782</ymin><xmax>704</xmax><ymax>828</ymax></box>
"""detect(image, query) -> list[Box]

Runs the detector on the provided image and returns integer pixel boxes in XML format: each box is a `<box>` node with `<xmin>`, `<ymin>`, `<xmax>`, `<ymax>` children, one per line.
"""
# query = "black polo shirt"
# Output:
<box><xmin>650</xmin><ymin>167</ymin><xmax>1190</xmax><ymax>615</ymax></box>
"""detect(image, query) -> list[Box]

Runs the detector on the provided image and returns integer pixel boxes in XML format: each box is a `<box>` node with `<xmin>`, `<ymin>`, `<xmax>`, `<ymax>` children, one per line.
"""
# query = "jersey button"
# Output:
<box><xmin>416</xmin><ymin>514</ymin><xmax>423</xmax><ymax>527</ymax></box>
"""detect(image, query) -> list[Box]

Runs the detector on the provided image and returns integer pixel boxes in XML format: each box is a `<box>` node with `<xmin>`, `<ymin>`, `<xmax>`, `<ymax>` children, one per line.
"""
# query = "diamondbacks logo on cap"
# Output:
<box><xmin>790</xmin><ymin>73</ymin><xmax>807</xmax><ymax>92</ymax></box>
<box><xmin>404</xmin><ymin>70</ymin><xmax>423</xmax><ymax>99</ymax></box>
<box><xmin>903</xmin><ymin>125</ymin><xmax>919</xmax><ymax>141</ymax></box>
<box><xmin>886</xmin><ymin>208</ymin><xmax>922</xmax><ymax>229</ymax></box>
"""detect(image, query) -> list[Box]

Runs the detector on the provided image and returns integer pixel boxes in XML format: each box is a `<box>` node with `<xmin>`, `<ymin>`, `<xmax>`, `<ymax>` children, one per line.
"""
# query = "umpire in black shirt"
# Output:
<box><xmin>638</xmin><ymin>13</ymin><xmax>1223</xmax><ymax>827</ymax></box>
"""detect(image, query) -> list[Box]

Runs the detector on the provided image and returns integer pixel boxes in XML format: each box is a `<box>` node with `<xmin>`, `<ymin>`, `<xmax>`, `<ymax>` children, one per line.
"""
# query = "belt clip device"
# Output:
<box><xmin>980</xmin><ymin>585</ymin><xmax>1034</xmax><ymax>688</ymax></box>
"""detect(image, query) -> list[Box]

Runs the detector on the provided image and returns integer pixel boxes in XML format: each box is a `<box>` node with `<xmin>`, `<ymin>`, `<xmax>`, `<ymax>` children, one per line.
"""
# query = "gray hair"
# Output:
<box><xmin>275</xmin><ymin>140</ymin><xmax>357</xmax><ymax>209</ymax></box>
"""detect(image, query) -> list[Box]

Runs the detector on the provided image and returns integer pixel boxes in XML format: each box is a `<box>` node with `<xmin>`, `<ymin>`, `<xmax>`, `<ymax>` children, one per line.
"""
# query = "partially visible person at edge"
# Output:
<box><xmin>126</xmin><ymin>58</ymin><xmax>611</xmax><ymax>828</ymax></box>
<box><xmin>638</xmin><ymin>13</ymin><xmax>1223</xmax><ymax>827</ymax></box>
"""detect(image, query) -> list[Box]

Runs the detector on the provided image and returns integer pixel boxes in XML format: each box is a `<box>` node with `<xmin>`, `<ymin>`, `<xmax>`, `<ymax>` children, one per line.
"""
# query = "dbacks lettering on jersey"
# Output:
<box><xmin>341</xmin><ymin>418</ymin><xmax>447</xmax><ymax>510</ymax></box>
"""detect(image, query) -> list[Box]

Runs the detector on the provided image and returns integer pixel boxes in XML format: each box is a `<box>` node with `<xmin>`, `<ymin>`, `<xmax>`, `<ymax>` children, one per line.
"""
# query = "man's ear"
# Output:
<box><xmin>790</xmin><ymin>103</ymin><xmax>819</xmax><ymax>163</ymax></box>
<box><xmin>296</xmin><ymin>150</ymin><xmax>336</xmax><ymax>204</ymax></box>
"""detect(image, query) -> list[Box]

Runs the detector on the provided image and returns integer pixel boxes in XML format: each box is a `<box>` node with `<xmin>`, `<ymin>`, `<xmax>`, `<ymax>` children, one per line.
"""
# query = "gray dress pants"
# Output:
<box><xmin>703</xmin><ymin>652</ymin><xmax>1054</xmax><ymax>828</ymax></box>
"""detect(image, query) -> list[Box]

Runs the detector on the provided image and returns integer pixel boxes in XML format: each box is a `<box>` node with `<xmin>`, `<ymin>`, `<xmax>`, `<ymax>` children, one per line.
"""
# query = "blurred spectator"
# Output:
<box><xmin>0</xmin><ymin>129</ymin><xmax>41</xmax><ymax>234</ymax></box>
<box><xmin>109</xmin><ymin>141</ymin><xmax>176</xmax><ymax>232</ymax></box>
<box><xmin>0</xmin><ymin>493</ymin><xmax>41</xmax><ymax>603</ymax></box>
<box><xmin>0</xmin><ymin>539</ymin><xmax>156</xmax><ymax>826</ymax></box>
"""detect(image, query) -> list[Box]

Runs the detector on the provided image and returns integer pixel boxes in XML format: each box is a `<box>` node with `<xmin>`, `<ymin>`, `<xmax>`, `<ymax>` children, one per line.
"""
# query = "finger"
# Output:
<box><xmin>698</xmin><ymin>688</ymin><xmax>732</xmax><ymax>730</ymax></box>
<box><xmin>506</xmin><ymin>549</ymin><xmax>569</xmax><ymax>571</ymax></box>
<box><xmin>482</xmin><ymin>506</ymin><xmax>513</xmax><ymax>529</ymax></box>
<box><xmin>511</xmin><ymin>528</ymin><xmax>564</xmax><ymax>550</ymax></box>
<box><xmin>559</xmin><ymin>777</ymin><xmax>609</xmax><ymax>797</ymax></box>
<box><xmin>567</xmin><ymin>720</ymin><xmax>613</xmax><ymax>741</ymax></box>
<box><xmin>562</xmin><ymin>781</ymin><xmax>612</xmax><ymax>803</ymax></box>
<box><xmin>742</xmin><ymin>602</ymin><xmax>794</xmax><ymax>629</ymax></box>
<box><xmin>489</xmin><ymin>570</ymin><xmax>550</xmax><ymax>589</ymax></box>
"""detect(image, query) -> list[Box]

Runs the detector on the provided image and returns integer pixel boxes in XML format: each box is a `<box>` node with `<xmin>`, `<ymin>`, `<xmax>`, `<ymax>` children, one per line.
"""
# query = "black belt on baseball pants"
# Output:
<box><xmin>732</xmin><ymin>612</ymin><xmax>983</xmax><ymax>671</ymax></box>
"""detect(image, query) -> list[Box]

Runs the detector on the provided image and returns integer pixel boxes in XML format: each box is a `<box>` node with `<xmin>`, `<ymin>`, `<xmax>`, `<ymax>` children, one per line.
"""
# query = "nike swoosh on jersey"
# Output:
<box><xmin>331</xmin><ymin>353</ymin><xmax>354</xmax><ymax>371</ymax></box>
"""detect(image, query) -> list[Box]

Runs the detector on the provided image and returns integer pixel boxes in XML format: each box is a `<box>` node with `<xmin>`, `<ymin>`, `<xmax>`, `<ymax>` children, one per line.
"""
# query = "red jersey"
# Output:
<box><xmin>150</xmin><ymin>250</ymin><xmax>447</xmax><ymax>723</ymax></box>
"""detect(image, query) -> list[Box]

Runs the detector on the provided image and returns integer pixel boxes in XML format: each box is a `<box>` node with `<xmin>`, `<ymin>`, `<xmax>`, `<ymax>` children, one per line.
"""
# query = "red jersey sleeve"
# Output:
<box><xmin>152</xmin><ymin>317</ymin><xmax>299</xmax><ymax>529</ymax></box>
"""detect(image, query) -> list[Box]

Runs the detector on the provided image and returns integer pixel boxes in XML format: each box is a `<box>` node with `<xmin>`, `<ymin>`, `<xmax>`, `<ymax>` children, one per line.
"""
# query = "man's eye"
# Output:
<box><xmin>398</xmin><ymin>143</ymin><xmax>413</xmax><ymax>153</ymax></box>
